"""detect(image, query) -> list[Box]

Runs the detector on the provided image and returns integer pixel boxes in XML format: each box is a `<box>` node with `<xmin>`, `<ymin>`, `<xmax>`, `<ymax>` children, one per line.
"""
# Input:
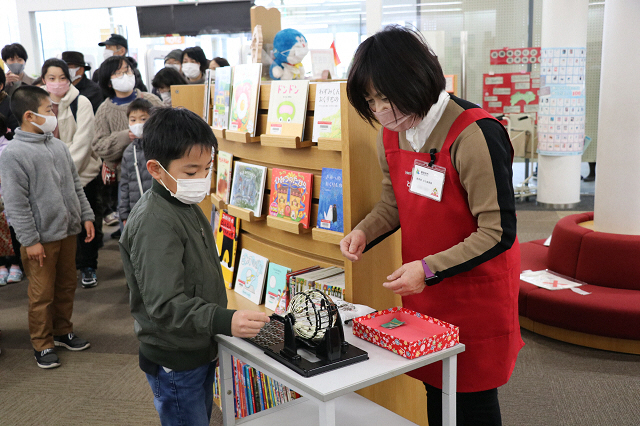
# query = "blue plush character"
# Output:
<box><xmin>270</xmin><ymin>29</ymin><xmax>309</xmax><ymax>80</ymax></box>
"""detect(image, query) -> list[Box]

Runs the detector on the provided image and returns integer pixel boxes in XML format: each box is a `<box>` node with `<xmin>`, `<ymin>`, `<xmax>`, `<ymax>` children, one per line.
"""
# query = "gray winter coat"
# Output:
<box><xmin>119</xmin><ymin>138</ymin><xmax>153</xmax><ymax>222</ymax></box>
<box><xmin>0</xmin><ymin>129</ymin><xmax>94</xmax><ymax>247</ymax></box>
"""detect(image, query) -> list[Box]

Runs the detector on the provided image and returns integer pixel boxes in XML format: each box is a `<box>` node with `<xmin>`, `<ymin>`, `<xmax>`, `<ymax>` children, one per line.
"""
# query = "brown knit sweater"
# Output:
<box><xmin>91</xmin><ymin>89</ymin><xmax>162</xmax><ymax>168</ymax></box>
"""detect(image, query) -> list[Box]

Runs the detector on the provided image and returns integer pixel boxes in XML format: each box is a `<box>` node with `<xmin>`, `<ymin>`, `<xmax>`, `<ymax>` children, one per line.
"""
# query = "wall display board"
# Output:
<box><xmin>536</xmin><ymin>47</ymin><xmax>587</xmax><ymax>156</ymax></box>
<box><xmin>482</xmin><ymin>72</ymin><xmax>540</xmax><ymax>116</ymax></box>
<box><xmin>490</xmin><ymin>47</ymin><xmax>541</xmax><ymax>65</ymax></box>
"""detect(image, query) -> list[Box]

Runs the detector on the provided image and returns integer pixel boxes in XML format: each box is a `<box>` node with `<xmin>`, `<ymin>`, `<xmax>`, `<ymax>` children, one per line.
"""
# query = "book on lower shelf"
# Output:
<box><xmin>229</xmin><ymin>161</ymin><xmax>268</xmax><ymax>217</ymax></box>
<box><xmin>215</xmin><ymin>151</ymin><xmax>233</xmax><ymax>204</ymax></box>
<box><xmin>264</xmin><ymin>263</ymin><xmax>291</xmax><ymax>313</ymax></box>
<box><xmin>215</xmin><ymin>210</ymin><xmax>240</xmax><ymax>289</ymax></box>
<box><xmin>234</xmin><ymin>249</ymin><xmax>269</xmax><ymax>304</ymax></box>
<box><xmin>317</xmin><ymin>168</ymin><xmax>343</xmax><ymax>233</ymax></box>
<box><xmin>292</xmin><ymin>266</ymin><xmax>344</xmax><ymax>298</ymax></box>
<box><xmin>268</xmin><ymin>168</ymin><xmax>313</xmax><ymax>229</ymax></box>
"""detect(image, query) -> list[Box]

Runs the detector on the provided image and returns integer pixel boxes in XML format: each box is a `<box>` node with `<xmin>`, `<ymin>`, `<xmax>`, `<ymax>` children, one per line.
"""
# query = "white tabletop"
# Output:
<box><xmin>216</xmin><ymin>324</ymin><xmax>465</xmax><ymax>402</ymax></box>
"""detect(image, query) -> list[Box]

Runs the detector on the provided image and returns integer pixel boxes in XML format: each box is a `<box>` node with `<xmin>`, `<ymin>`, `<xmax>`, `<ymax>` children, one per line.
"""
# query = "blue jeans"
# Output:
<box><xmin>146</xmin><ymin>361</ymin><xmax>216</xmax><ymax>426</ymax></box>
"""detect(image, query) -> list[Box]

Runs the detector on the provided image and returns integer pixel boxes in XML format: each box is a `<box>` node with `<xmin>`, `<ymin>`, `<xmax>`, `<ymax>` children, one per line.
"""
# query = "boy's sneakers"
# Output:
<box><xmin>0</xmin><ymin>269</ymin><xmax>8</xmax><ymax>286</ymax></box>
<box><xmin>7</xmin><ymin>267</ymin><xmax>23</xmax><ymax>283</ymax></box>
<box><xmin>54</xmin><ymin>332</ymin><xmax>90</xmax><ymax>351</ymax></box>
<box><xmin>34</xmin><ymin>348</ymin><xmax>61</xmax><ymax>369</ymax></box>
<box><xmin>104</xmin><ymin>212</ymin><xmax>119</xmax><ymax>226</ymax></box>
<box><xmin>81</xmin><ymin>268</ymin><xmax>98</xmax><ymax>288</ymax></box>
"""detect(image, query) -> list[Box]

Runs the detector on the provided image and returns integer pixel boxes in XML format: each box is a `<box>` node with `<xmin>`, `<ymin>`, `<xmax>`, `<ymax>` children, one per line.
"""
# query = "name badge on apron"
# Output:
<box><xmin>409</xmin><ymin>159</ymin><xmax>445</xmax><ymax>202</ymax></box>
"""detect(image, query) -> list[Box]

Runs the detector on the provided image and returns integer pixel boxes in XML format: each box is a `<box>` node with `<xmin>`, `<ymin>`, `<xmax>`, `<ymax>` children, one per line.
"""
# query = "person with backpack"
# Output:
<box><xmin>42</xmin><ymin>58</ymin><xmax>103</xmax><ymax>288</ymax></box>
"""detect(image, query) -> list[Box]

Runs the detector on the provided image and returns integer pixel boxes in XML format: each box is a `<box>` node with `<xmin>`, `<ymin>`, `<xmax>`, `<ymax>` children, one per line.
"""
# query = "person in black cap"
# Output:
<box><xmin>92</xmin><ymin>34</ymin><xmax>147</xmax><ymax>95</ymax></box>
<box><xmin>62</xmin><ymin>51</ymin><xmax>104</xmax><ymax>113</ymax></box>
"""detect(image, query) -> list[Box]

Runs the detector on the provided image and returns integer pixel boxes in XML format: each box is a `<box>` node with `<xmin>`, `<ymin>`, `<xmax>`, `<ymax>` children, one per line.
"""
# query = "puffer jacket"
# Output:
<box><xmin>118</xmin><ymin>138</ymin><xmax>153</xmax><ymax>221</ymax></box>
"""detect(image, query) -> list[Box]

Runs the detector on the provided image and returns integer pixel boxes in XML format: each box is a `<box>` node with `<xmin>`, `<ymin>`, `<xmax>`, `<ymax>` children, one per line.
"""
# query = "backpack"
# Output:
<box><xmin>70</xmin><ymin>97</ymin><xmax>79</xmax><ymax>122</ymax></box>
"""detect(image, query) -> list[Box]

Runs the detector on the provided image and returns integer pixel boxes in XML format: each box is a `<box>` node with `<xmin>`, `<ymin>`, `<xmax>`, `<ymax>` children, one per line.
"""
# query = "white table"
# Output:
<box><xmin>216</xmin><ymin>325</ymin><xmax>465</xmax><ymax>426</ymax></box>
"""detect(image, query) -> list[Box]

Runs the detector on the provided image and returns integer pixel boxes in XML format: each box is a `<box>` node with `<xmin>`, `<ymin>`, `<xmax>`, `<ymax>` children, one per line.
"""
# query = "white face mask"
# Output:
<box><xmin>29</xmin><ymin>112</ymin><xmax>58</xmax><ymax>134</ymax></box>
<box><xmin>111</xmin><ymin>73</ymin><xmax>136</xmax><ymax>93</ymax></box>
<box><xmin>182</xmin><ymin>63</ymin><xmax>201</xmax><ymax>79</ymax></box>
<box><xmin>129</xmin><ymin>123</ymin><xmax>144</xmax><ymax>138</ymax></box>
<box><xmin>68</xmin><ymin>67</ymin><xmax>82</xmax><ymax>82</ymax></box>
<box><xmin>156</xmin><ymin>160</ymin><xmax>213</xmax><ymax>205</ymax></box>
<box><xmin>165</xmin><ymin>63</ymin><xmax>181</xmax><ymax>72</ymax></box>
<box><xmin>103</xmin><ymin>49</ymin><xmax>114</xmax><ymax>60</ymax></box>
<box><xmin>160</xmin><ymin>91</ymin><xmax>171</xmax><ymax>106</ymax></box>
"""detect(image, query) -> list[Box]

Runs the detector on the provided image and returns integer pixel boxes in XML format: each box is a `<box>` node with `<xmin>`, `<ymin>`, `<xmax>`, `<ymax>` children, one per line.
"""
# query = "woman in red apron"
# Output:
<box><xmin>340</xmin><ymin>26</ymin><xmax>523</xmax><ymax>426</ymax></box>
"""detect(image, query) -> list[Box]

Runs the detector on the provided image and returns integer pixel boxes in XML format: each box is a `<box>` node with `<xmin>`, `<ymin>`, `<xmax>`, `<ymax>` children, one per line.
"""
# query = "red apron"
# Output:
<box><xmin>383</xmin><ymin>108</ymin><xmax>524</xmax><ymax>392</ymax></box>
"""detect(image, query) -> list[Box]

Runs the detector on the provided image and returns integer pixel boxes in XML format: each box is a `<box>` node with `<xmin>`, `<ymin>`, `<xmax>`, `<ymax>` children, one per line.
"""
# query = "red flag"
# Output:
<box><xmin>330</xmin><ymin>41</ymin><xmax>341</xmax><ymax>66</ymax></box>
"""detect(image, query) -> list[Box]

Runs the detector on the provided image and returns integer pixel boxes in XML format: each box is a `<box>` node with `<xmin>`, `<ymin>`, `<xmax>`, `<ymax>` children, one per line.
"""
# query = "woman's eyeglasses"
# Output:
<box><xmin>112</xmin><ymin>68</ymin><xmax>133</xmax><ymax>78</ymax></box>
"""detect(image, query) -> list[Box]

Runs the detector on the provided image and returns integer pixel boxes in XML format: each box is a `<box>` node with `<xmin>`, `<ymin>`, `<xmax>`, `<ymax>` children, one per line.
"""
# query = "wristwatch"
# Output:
<box><xmin>422</xmin><ymin>259</ymin><xmax>443</xmax><ymax>286</ymax></box>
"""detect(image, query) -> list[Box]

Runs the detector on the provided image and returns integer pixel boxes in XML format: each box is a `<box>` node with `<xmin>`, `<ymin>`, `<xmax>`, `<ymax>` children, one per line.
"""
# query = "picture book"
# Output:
<box><xmin>215</xmin><ymin>151</ymin><xmax>233</xmax><ymax>203</ymax></box>
<box><xmin>229</xmin><ymin>161</ymin><xmax>268</xmax><ymax>217</ymax></box>
<box><xmin>234</xmin><ymin>249</ymin><xmax>269</xmax><ymax>304</ymax></box>
<box><xmin>310</xmin><ymin>49</ymin><xmax>337</xmax><ymax>80</ymax></box>
<box><xmin>317</xmin><ymin>168</ymin><xmax>343</xmax><ymax>233</ymax></box>
<box><xmin>266</xmin><ymin>80</ymin><xmax>310</xmax><ymax>139</ymax></box>
<box><xmin>312</xmin><ymin>82</ymin><xmax>341</xmax><ymax>142</ymax></box>
<box><xmin>215</xmin><ymin>210</ymin><xmax>240</xmax><ymax>289</ymax></box>
<box><xmin>229</xmin><ymin>63</ymin><xmax>262</xmax><ymax>136</ymax></box>
<box><xmin>268</xmin><ymin>168</ymin><xmax>313</xmax><ymax>228</ymax></box>
<box><xmin>264</xmin><ymin>263</ymin><xmax>291</xmax><ymax>313</ymax></box>
<box><xmin>203</xmin><ymin>69</ymin><xmax>213</xmax><ymax>123</ymax></box>
<box><xmin>212</xmin><ymin>66</ymin><xmax>232</xmax><ymax>129</ymax></box>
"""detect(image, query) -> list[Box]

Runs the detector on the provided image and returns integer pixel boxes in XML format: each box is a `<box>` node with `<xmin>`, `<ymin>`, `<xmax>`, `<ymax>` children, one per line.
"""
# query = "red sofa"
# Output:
<box><xmin>519</xmin><ymin>212</ymin><xmax>640</xmax><ymax>345</ymax></box>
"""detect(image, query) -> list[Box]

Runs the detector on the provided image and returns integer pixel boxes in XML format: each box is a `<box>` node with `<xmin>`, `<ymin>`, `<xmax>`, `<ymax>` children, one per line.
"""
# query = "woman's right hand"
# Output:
<box><xmin>340</xmin><ymin>230</ymin><xmax>367</xmax><ymax>262</ymax></box>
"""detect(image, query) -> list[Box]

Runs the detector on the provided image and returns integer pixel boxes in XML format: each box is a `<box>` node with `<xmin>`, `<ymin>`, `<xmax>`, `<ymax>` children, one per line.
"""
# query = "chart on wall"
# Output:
<box><xmin>490</xmin><ymin>47</ymin><xmax>541</xmax><ymax>65</ymax></box>
<box><xmin>482</xmin><ymin>72</ymin><xmax>540</xmax><ymax>116</ymax></box>
<box><xmin>536</xmin><ymin>47</ymin><xmax>586</xmax><ymax>156</ymax></box>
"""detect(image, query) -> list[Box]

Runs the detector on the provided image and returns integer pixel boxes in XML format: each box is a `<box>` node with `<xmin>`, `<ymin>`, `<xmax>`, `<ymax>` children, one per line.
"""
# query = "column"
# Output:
<box><xmin>536</xmin><ymin>0</ymin><xmax>589</xmax><ymax>207</ymax></box>
<box><xmin>366</xmin><ymin>0</ymin><xmax>383</xmax><ymax>37</ymax></box>
<box><xmin>593</xmin><ymin>0</ymin><xmax>640</xmax><ymax>234</ymax></box>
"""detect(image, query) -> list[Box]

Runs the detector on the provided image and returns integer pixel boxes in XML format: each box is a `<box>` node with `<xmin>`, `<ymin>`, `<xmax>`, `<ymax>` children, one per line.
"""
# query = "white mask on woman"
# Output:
<box><xmin>182</xmin><ymin>63</ymin><xmax>201</xmax><ymax>80</ymax></box>
<box><xmin>165</xmin><ymin>63</ymin><xmax>181</xmax><ymax>72</ymax></box>
<box><xmin>156</xmin><ymin>160</ymin><xmax>213</xmax><ymax>205</ymax></box>
<box><xmin>111</xmin><ymin>73</ymin><xmax>136</xmax><ymax>93</ymax></box>
<box><xmin>160</xmin><ymin>91</ymin><xmax>171</xmax><ymax>106</ymax></box>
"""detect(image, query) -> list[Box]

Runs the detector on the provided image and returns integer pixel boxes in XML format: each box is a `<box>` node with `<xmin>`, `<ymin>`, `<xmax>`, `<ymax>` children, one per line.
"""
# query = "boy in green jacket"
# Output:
<box><xmin>119</xmin><ymin>107</ymin><xmax>269</xmax><ymax>426</ymax></box>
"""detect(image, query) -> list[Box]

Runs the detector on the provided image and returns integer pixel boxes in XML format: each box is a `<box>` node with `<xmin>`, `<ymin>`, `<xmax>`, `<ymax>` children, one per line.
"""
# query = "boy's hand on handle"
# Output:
<box><xmin>383</xmin><ymin>260</ymin><xmax>426</xmax><ymax>297</ymax></box>
<box><xmin>231</xmin><ymin>310</ymin><xmax>270</xmax><ymax>338</ymax></box>
<box><xmin>340</xmin><ymin>230</ymin><xmax>367</xmax><ymax>262</ymax></box>
<box><xmin>26</xmin><ymin>243</ymin><xmax>46</xmax><ymax>267</ymax></box>
<box><xmin>84</xmin><ymin>221</ymin><xmax>95</xmax><ymax>243</ymax></box>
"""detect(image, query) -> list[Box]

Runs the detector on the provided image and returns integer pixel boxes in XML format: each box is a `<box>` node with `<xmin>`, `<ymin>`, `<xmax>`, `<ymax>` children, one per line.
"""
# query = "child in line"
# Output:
<box><xmin>119</xmin><ymin>107</ymin><xmax>269</xmax><ymax>426</ymax></box>
<box><xmin>118</xmin><ymin>98</ymin><xmax>154</xmax><ymax>226</ymax></box>
<box><xmin>0</xmin><ymin>113</ymin><xmax>23</xmax><ymax>285</ymax></box>
<box><xmin>0</xmin><ymin>86</ymin><xmax>95</xmax><ymax>369</ymax></box>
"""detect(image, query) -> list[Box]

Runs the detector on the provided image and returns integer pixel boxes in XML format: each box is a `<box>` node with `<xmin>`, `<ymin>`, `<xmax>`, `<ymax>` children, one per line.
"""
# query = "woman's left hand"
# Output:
<box><xmin>383</xmin><ymin>261</ymin><xmax>426</xmax><ymax>296</ymax></box>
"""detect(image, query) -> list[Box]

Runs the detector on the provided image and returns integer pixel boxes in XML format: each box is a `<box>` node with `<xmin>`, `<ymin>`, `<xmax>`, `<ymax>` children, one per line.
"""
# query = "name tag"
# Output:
<box><xmin>409</xmin><ymin>161</ymin><xmax>445</xmax><ymax>202</ymax></box>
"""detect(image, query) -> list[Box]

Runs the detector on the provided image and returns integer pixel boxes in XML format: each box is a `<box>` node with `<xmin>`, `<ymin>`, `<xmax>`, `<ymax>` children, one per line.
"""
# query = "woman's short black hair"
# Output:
<box><xmin>152</xmin><ymin>67</ymin><xmax>188</xmax><ymax>90</ymax></box>
<box><xmin>41</xmin><ymin>58</ymin><xmax>71</xmax><ymax>82</ymax></box>
<box><xmin>1</xmin><ymin>43</ymin><xmax>28</xmax><ymax>62</ymax></box>
<box><xmin>98</xmin><ymin>56</ymin><xmax>131</xmax><ymax>98</ymax></box>
<box><xmin>11</xmin><ymin>85</ymin><xmax>50</xmax><ymax>125</ymax></box>
<box><xmin>212</xmin><ymin>57</ymin><xmax>230</xmax><ymax>67</ymax></box>
<box><xmin>143</xmin><ymin>107</ymin><xmax>217</xmax><ymax>169</ymax></box>
<box><xmin>347</xmin><ymin>25</ymin><xmax>446</xmax><ymax>125</ymax></box>
<box><xmin>182</xmin><ymin>47</ymin><xmax>209</xmax><ymax>74</ymax></box>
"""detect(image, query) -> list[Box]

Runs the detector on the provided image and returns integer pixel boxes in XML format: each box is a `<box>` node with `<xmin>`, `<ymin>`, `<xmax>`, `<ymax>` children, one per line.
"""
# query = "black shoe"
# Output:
<box><xmin>583</xmin><ymin>175</ymin><xmax>595</xmax><ymax>182</ymax></box>
<box><xmin>81</xmin><ymin>267</ymin><xmax>98</xmax><ymax>288</ymax></box>
<box><xmin>54</xmin><ymin>332</ymin><xmax>90</xmax><ymax>351</ymax></box>
<box><xmin>110</xmin><ymin>229</ymin><xmax>121</xmax><ymax>239</ymax></box>
<box><xmin>34</xmin><ymin>348</ymin><xmax>61</xmax><ymax>369</ymax></box>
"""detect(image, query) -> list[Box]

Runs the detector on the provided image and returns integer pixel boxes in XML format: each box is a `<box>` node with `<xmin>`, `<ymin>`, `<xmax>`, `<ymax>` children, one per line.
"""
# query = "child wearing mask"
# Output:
<box><xmin>151</xmin><ymin>67</ymin><xmax>188</xmax><ymax>106</ymax></box>
<box><xmin>119</xmin><ymin>107</ymin><xmax>269</xmax><ymax>426</ymax></box>
<box><xmin>0</xmin><ymin>86</ymin><xmax>95</xmax><ymax>368</ymax></box>
<box><xmin>118</xmin><ymin>99</ymin><xmax>154</xmax><ymax>225</ymax></box>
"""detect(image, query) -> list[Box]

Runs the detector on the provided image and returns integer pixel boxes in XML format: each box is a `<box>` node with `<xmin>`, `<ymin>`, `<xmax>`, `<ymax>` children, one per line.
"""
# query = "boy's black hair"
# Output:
<box><xmin>41</xmin><ymin>58</ymin><xmax>72</xmax><ymax>82</ymax></box>
<box><xmin>11</xmin><ymin>85</ymin><xmax>50</xmax><ymax>125</ymax></box>
<box><xmin>98</xmin><ymin>56</ymin><xmax>132</xmax><ymax>99</ymax></box>
<box><xmin>151</xmin><ymin>67</ymin><xmax>188</xmax><ymax>90</ymax></box>
<box><xmin>127</xmin><ymin>98</ymin><xmax>154</xmax><ymax>117</ymax></box>
<box><xmin>143</xmin><ymin>107</ymin><xmax>217</xmax><ymax>169</ymax></box>
<box><xmin>182</xmin><ymin>47</ymin><xmax>209</xmax><ymax>74</ymax></box>
<box><xmin>212</xmin><ymin>57</ymin><xmax>230</xmax><ymax>67</ymax></box>
<box><xmin>347</xmin><ymin>25</ymin><xmax>446</xmax><ymax>126</ymax></box>
<box><xmin>0</xmin><ymin>113</ymin><xmax>7</xmax><ymax>137</ymax></box>
<box><xmin>1</xmin><ymin>43</ymin><xmax>28</xmax><ymax>62</ymax></box>
<box><xmin>0</xmin><ymin>67</ymin><xmax>5</xmax><ymax>91</ymax></box>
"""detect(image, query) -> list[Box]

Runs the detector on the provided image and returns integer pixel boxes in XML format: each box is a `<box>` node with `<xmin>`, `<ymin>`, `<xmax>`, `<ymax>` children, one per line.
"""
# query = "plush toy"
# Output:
<box><xmin>270</xmin><ymin>28</ymin><xmax>309</xmax><ymax>80</ymax></box>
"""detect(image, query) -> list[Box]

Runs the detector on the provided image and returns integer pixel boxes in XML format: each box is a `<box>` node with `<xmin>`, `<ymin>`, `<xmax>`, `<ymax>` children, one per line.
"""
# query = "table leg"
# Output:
<box><xmin>317</xmin><ymin>399</ymin><xmax>336</xmax><ymax>426</ymax></box>
<box><xmin>219</xmin><ymin>346</ymin><xmax>236</xmax><ymax>426</ymax></box>
<box><xmin>442</xmin><ymin>354</ymin><xmax>457</xmax><ymax>426</ymax></box>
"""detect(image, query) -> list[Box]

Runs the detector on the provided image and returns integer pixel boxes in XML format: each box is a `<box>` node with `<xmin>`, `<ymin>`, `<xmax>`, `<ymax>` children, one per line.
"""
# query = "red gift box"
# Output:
<box><xmin>352</xmin><ymin>307</ymin><xmax>459</xmax><ymax>359</ymax></box>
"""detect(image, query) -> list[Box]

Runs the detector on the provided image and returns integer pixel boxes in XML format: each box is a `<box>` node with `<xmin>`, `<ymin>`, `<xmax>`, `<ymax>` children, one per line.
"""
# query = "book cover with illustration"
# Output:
<box><xmin>215</xmin><ymin>210</ymin><xmax>240</xmax><ymax>289</ymax></box>
<box><xmin>317</xmin><ymin>168</ymin><xmax>343</xmax><ymax>233</ymax></box>
<box><xmin>229</xmin><ymin>63</ymin><xmax>262</xmax><ymax>136</ymax></box>
<box><xmin>234</xmin><ymin>249</ymin><xmax>269</xmax><ymax>305</ymax></box>
<box><xmin>216</xmin><ymin>151</ymin><xmax>233</xmax><ymax>203</ymax></box>
<box><xmin>266</xmin><ymin>80</ymin><xmax>309</xmax><ymax>139</ymax></box>
<box><xmin>212</xmin><ymin>66</ymin><xmax>232</xmax><ymax>129</ymax></box>
<box><xmin>268</xmin><ymin>168</ymin><xmax>313</xmax><ymax>229</ymax></box>
<box><xmin>312</xmin><ymin>82</ymin><xmax>341</xmax><ymax>142</ymax></box>
<box><xmin>264</xmin><ymin>263</ymin><xmax>291</xmax><ymax>313</ymax></box>
<box><xmin>229</xmin><ymin>162</ymin><xmax>268</xmax><ymax>217</ymax></box>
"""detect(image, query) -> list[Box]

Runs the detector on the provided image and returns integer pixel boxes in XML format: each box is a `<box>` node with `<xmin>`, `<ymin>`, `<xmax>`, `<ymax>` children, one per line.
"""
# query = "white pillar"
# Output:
<box><xmin>536</xmin><ymin>0</ymin><xmax>589</xmax><ymax>207</ymax></box>
<box><xmin>366</xmin><ymin>0</ymin><xmax>383</xmax><ymax>37</ymax></box>
<box><xmin>593</xmin><ymin>1</ymin><xmax>640</xmax><ymax>235</ymax></box>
